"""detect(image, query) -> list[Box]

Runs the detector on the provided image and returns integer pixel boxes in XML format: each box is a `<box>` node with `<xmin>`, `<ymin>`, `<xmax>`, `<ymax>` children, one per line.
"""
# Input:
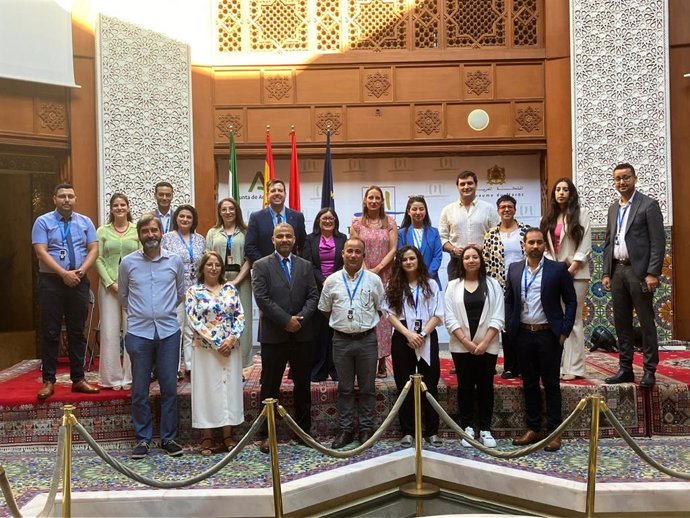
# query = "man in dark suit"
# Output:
<box><xmin>245</xmin><ymin>179</ymin><xmax>307</xmax><ymax>261</ymax></box>
<box><xmin>252</xmin><ymin>223</ymin><xmax>319</xmax><ymax>453</ymax></box>
<box><xmin>602</xmin><ymin>163</ymin><xmax>665</xmax><ymax>388</ymax></box>
<box><xmin>506</xmin><ymin>228</ymin><xmax>577</xmax><ymax>451</ymax></box>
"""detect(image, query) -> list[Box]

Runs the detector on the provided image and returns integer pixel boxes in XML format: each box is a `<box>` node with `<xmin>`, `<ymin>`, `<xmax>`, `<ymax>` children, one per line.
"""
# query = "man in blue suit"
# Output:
<box><xmin>245</xmin><ymin>179</ymin><xmax>306</xmax><ymax>262</ymax></box>
<box><xmin>505</xmin><ymin>228</ymin><xmax>577</xmax><ymax>451</ymax></box>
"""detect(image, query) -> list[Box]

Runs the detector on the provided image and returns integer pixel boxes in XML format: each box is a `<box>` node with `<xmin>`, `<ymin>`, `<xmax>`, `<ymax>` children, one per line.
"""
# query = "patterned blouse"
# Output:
<box><xmin>482</xmin><ymin>221</ymin><xmax>530</xmax><ymax>290</ymax></box>
<box><xmin>161</xmin><ymin>231</ymin><xmax>206</xmax><ymax>289</ymax></box>
<box><xmin>185</xmin><ymin>282</ymin><xmax>245</xmax><ymax>350</ymax></box>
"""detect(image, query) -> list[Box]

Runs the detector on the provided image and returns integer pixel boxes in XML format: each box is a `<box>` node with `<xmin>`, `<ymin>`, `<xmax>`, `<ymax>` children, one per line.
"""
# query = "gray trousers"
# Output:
<box><xmin>332</xmin><ymin>331</ymin><xmax>378</xmax><ymax>433</ymax></box>
<box><xmin>611</xmin><ymin>263</ymin><xmax>659</xmax><ymax>372</ymax></box>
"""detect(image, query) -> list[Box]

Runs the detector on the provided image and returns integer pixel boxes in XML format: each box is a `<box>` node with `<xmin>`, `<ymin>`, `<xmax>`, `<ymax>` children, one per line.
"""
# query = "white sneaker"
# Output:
<box><xmin>461</xmin><ymin>426</ymin><xmax>474</xmax><ymax>448</ymax></box>
<box><xmin>480</xmin><ymin>430</ymin><xmax>497</xmax><ymax>448</ymax></box>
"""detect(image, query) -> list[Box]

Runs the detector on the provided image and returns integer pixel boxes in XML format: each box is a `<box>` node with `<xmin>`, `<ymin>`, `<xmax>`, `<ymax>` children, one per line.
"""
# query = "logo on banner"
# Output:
<box><xmin>487</xmin><ymin>165</ymin><xmax>506</xmax><ymax>185</ymax></box>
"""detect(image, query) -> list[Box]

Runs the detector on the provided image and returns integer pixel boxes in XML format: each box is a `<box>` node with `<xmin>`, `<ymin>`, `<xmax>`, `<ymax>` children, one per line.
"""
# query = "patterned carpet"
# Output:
<box><xmin>2</xmin><ymin>435</ymin><xmax>690</xmax><ymax>517</ymax></box>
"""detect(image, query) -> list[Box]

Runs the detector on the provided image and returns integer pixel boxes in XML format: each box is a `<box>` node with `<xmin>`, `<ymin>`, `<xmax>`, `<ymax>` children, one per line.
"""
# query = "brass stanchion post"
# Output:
<box><xmin>585</xmin><ymin>395</ymin><xmax>602</xmax><ymax>518</ymax></box>
<box><xmin>263</xmin><ymin>398</ymin><xmax>284</xmax><ymax>518</ymax></box>
<box><xmin>400</xmin><ymin>374</ymin><xmax>439</xmax><ymax>498</ymax></box>
<box><xmin>62</xmin><ymin>405</ymin><xmax>76</xmax><ymax>518</ymax></box>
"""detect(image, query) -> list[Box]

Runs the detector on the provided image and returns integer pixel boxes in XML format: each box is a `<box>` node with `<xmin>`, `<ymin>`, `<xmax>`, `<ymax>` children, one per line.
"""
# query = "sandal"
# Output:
<box><xmin>198</xmin><ymin>437</ymin><xmax>215</xmax><ymax>456</ymax></box>
<box><xmin>214</xmin><ymin>435</ymin><xmax>237</xmax><ymax>453</ymax></box>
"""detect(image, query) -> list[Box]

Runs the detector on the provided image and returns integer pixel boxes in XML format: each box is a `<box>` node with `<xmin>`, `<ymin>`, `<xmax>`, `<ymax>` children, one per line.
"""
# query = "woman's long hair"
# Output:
<box><xmin>399</xmin><ymin>195</ymin><xmax>431</xmax><ymax>229</ymax></box>
<box><xmin>360</xmin><ymin>185</ymin><xmax>389</xmax><ymax>229</ymax></box>
<box><xmin>197</xmin><ymin>251</ymin><xmax>226</xmax><ymax>284</ymax></box>
<box><xmin>540</xmin><ymin>177</ymin><xmax>584</xmax><ymax>250</ymax></box>
<box><xmin>107</xmin><ymin>193</ymin><xmax>133</xmax><ymax>224</ymax></box>
<box><xmin>457</xmin><ymin>245</ymin><xmax>488</xmax><ymax>298</ymax></box>
<box><xmin>386</xmin><ymin>246</ymin><xmax>433</xmax><ymax>316</ymax></box>
<box><xmin>214</xmin><ymin>197</ymin><xmax>247</xmax><ymax>232</ymax></box>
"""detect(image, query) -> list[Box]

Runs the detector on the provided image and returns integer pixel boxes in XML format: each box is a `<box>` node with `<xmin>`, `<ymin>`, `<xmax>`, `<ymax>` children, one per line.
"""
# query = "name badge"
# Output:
<box><xmin>413</xmin><ymin>319</ymin><xmax>423</xmax><ymax>333</ymax></box>
<box><xmin>523</xmin><ymin>301</ymin><xmax>529</xmax><ymax>313</ymax></box>
<box><xmin>347</xmin><ymin>309</ymin><xmax>354</xmax><ymax>320</ymax></box>
<box><xmin>59</xmin><ymin>249</ymin><xmax>66</xmax><ymax>261</ymax></box>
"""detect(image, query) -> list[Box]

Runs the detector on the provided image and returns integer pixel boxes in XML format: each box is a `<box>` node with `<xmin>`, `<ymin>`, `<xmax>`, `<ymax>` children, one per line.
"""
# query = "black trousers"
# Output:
<box><xmin>611</xmin><ymin>263</ymin><xmax>659</xmax><ymax>373</ymax></box>
<box><xmin>260</xmin><ymin>339</ymin><xmax>312</xmax><ymax>435</ymax></box>
<box><xmin>452</xmin><ymin>351</ymin><xmax>497</xmax><ymax>430</ymax></box>
<box><xmin>516</xmin><ymin>328</ymin><xmax>563</xmax><ymax>432</ymax></box>
<box><xmin>310</xmin><ymin>310</ymin><xmax>337</xmax><ymax>382</ymax></box>
<box><xmin>501</xmin><ymin>331</ymin><xmax>520</xmax><ymax>375</ymax></box>
<box><xmin>38</xmin><ymin>274</ymin><xmax>90</xmax><ymax>383</ymax></box>
<box><xmin>391</xmin><ymin>328</ymin><xmax>440</xmax><ymax>436</ymax></box>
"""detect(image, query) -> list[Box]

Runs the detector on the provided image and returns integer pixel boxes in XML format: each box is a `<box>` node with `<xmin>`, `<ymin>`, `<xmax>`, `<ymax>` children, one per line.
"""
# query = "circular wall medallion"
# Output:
<box><xmin>467</xmin><ymin>109</ymin><xmax>490</xmax><ymax>131</ymax></box>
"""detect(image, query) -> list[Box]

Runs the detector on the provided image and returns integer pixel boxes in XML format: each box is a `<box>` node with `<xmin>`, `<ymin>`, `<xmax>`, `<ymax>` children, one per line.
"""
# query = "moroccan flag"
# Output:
<box><xmin>288</xmin><ymin>128</ymin><xmax>301</xmax><ymax>211</ymax></box>
<box><xmin>263</xmin><ymin>129</ymin><xmax>275</xmax><ymax>207</ymax></box>
<box><xmin>229</xmin><ymin>129</ymin><xmax>240</xmax><ymax>201</ymax></box>
<box><xmin>320</xmin><ymin>128</ymin><xmax>335</xmax><ymax>209</ymax></box>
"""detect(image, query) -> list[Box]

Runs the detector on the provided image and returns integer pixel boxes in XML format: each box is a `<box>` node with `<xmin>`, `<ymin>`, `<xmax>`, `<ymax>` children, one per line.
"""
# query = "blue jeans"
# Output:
<box><xmin>125</xmin><ymin>330</ymin><xmax>180</xmax><ymax>443</ymax></box>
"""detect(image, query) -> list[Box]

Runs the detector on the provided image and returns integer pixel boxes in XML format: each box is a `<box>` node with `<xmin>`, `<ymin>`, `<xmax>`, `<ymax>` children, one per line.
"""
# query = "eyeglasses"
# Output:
<box><xmin>498</xmin><ymin>205</ymin><xmax>515</xmax><ymax>211</ymax></box>
<box><xmin>320</xmin><ymin>217</ymin><xmax>335</xmax><ymax>222</ymax></box>
<box><xmin>613</xmin><ymin>175</ymin><xmax>634</xmax><ymax>183</ymax></box>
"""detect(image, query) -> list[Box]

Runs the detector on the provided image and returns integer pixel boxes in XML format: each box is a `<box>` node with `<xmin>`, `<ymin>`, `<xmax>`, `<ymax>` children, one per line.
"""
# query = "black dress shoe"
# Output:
<box><xmin>359</xmin><ymin>429</ymin><xmax>373</xmax><ymax>445</ymax></box>
<box><xmin>605</xmin><ymin>369</ymin><xmax>634</xmax><ymax>384</ymax></box>
<box><xmin>259</xmin><ymin>439</ymin><xmax>270</xmax><ymax>454</ymax></box>
<box><xmin>500</xmin><ymin>370</ymin><xmax>516</xmax><ymax>379</ymax></box>
<box><xmin>640</xmin><ymin>371</ymin><xmax>656</xmax><ymax>388</ymax></box>
<box><xmin>331</xmin><ymin>431</ymin><xmax>355</xmax><ymax>449</ymax></box>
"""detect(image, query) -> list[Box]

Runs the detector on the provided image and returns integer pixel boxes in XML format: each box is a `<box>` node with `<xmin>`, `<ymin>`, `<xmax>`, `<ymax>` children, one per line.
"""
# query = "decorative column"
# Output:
<box><xmin>96</xmin><ymin>14</ymin><xmax>194</xmax><ymax>221</ymax></box>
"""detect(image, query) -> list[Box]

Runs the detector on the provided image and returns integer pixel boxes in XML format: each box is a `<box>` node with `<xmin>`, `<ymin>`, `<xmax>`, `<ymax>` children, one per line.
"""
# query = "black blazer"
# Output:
<box><xmin>505</xmin><ymin>257</ymin><xmax>577</xmax><ymax>339</ymax></box>
<box><xmin>245</xmin><ymin>207</ymin><xmax>307</xmax><ymax>262</ymax></box>
<box><xmin>602</xmin><ymin>190</ymin><xmax>665</xmax><ymax>281</ymax></box>
<box><xmin>252</xmin><ymin>253</ymin><xmax>319</xmax><ymax>343</ymax></box>
<box><xmin>301</xmin><ymin>232</ymin><xmax>346</xmax><ymax>287</ymax></box>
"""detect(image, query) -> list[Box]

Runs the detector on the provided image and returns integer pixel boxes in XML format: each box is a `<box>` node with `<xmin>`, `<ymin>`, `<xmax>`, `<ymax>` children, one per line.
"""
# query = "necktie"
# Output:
<box><xmin>63</xmin><ymin>218</ymin><xmax>76</xmax><ymax>270</ymax></box>
<box><xmin>283</xmin><ymin>258</ymin><xmax>291</xmax><ymax>282</ymax></box>
<box><xmin>276</xmin><ymin>212</ymin><xmax>282</xmax><ymax>224</ymax></box>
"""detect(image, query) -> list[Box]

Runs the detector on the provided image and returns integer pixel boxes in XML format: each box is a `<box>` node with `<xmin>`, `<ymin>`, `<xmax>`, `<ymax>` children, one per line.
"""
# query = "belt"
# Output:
<box><xmin>614</xmin><ymin>258</ymin><xmax>631</xmax><ymax>266</ymax></box>
<box><xmin>520</xmin><ymin>323</ymin><xmax>551</xmax><ymax>332</ymax></box>
<box><xmin>334</xmin><ymin>328</ymin><xmax>376</xmax><ymax>340</ymax></box>
<box><xmin>39</xmin><ymin>272</ymin><xmax>61</xmax><ymax>277</ymax></box>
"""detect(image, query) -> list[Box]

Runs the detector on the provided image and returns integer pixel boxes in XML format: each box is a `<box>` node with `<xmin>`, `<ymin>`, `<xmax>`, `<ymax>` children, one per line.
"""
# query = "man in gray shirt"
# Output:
<box><xmin>318</xmin><ymin>237</ymin><xmax>385</xmax><ymax>449</ymax></box>
<box><xmin>119</xmin><ymin>213</ymin><xmax>186</xmax><ymax>459</ymax></box>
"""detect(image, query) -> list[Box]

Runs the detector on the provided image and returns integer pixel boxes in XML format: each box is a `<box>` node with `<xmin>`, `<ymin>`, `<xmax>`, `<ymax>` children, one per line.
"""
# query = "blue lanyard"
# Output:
<box><xmin>616</xmin><ymin>204</ymin><xmax>630</xmax><ymax>236</ymax></box>
<box><xmin>342</xmin><ymin>270</ymin><xmax>365</xmax><ymax>306</ymax></box>
<box><xmin>57</xmin><ymin>215</ymin><xmax>72</xmax><ymax>246</ymax></box>
<box><xmin>271</xmin><ymin>210</ymin><xmax>283</xmax><ymax>228</ymax></box>
<box><xmin>278</xmin><ymin>254</ymin><xmax>291</xmax><ymax>282</ymax></box>
<box><xmin>523</xmin><ymin>262</ymin><xmax>543</xmax><ymax>299</ymax></box>
<box><xmin>412</xmin><ymin>284</ymin><xmax>420</xmax><ymax>317</ymax></box>
<box><xmin>177</xmin><ymin>231</ymin><xmax>194</xmax><ymax>262</ymax></box>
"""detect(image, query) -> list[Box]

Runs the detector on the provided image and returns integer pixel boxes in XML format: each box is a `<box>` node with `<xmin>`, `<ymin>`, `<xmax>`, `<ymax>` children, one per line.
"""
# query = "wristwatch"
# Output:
<box><xmin>420</xmin><ymin>331</ymin><xmax>427</xmax><ymax>338</ymax></box>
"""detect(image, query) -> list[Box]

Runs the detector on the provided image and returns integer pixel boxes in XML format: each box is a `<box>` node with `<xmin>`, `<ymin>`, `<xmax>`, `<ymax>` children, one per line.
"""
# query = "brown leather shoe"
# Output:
<box><xmin>512</xmin><ymin>430</ymin><xmax>542</xmax><ymax>446</ymax></box>
<box><xmin>259</xmin><ymin>439</ymin><xmax>270</xmax><ymax>454</ymax></box>
<box><xmin>37</xmin><ymin>382</ymin><xmax>55</xmax><ymax>400</ymax></box>
<box><xmin>71</xmin><ymin>380</ymin><xmax>100</xmax><ymax>394</ymax></box>
<box><xmin>544</xmin><ymin>436</ymin><xmax>562</xmax><ymax>452</ymax></box>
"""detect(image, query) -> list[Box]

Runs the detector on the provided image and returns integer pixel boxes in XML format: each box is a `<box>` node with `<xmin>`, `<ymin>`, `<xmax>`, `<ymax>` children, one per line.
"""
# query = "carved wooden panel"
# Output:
<box><xmin>446</xmin><ymin>0</ymin><xmax>506</xmax><ymax>48</ymax></box>
<box><xmin>363</xmin><ymin>68</ymin><xmax>393</xmax><ymax>102</ymax></box>
<box><xmin>250</xmin><ymin>0</ymin><xmax>308</xmax><ymax>51</ymax></box>
<box><xmin>413</xmin><ymin>0</ymin><xmax>440</xmax><ymax>49</ymax></box>
<box><xmin>348</xmin><ymin>0</ymin><xmax>407</xmax><ymax>51</ymax></box>
<box><xmin>36</xmin><ymin>101</ymin><xmax>68</xmax><ymax>135</ymax></box>
<box><xmin>217</xmin><ymin>0</ymin><xmax>242</xmax><ymax>52</ymax></box>
<box><xmin>512</xmin><ymin>0</ymin><xmax>539</xmax><ymax>46</ymax></box>
<box><xmin>514</xmin><ymin>102</ymin><xmax>544</xmax><ymax>136</ymax></box>
<box><xmin>462</xmin><ymin>66</ymin><xmax>493</xmax><ymax>99</ymax></box>
<box><xmin>264</xmin><ymin>71</ymin><xmax>294</xmax><ymax>104</ymax></box>
<box><xmin>395</xmin><ymin>66</ymin><xmax>460</xmax><ymax>102</ymax></box>
<box><xmin>314</xmin><ymin>108</ymin><xmax>344</xmax><ymax>139</ymax></box>
<box><xmin>316</xmin><ymin>0</ymin><xmax>342</xmax><ymax>51</ymax></box>
<box><xmin>216</xmin><ymin>111</ymin><xmax>245</xmax><ymax>142</ymax></box>
<box><xmin>414</xmin><ymin>105</ymin><xmax>443</xmax><ymax>138</ymax></box>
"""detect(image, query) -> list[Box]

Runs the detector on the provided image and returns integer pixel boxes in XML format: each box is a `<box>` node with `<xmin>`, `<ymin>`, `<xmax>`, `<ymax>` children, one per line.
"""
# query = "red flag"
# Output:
<box><xmin>288</xmin><ymin>127</ymin><xmax>301</xmax><ymax>211</ymax></box>
<box><xmin>263</xmin><ymin>128</ymin><xmax>275</xmax><ymax>207</ymax></box>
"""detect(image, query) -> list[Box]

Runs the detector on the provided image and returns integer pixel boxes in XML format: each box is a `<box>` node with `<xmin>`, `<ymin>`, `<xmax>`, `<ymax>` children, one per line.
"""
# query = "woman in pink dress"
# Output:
<box><xmin>351</xmin><ymin>185</ymin><xmax>398</xmax><ymax>378</ymax></box>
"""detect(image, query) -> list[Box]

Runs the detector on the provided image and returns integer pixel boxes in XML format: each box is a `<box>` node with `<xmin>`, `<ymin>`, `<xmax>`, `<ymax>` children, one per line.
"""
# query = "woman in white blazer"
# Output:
<box><xmin>445</xmin><ymin>245</ymin><xmax>504</xmax><ymax>448</ymax></box>
<box><xmin>541</xmin><ymin>178</ymin><xmax>592</xmax><ymax>380</ymax></box>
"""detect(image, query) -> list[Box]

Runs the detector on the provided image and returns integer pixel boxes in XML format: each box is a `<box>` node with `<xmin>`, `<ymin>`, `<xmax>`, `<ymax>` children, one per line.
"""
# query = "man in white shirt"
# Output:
<box><xmin>439</xmin><ymin>170</ymin><xmax>498</xmax><ymax>281</ymax></box>
<box><xmin>318</xmin><ymin>237</ymin><xmax>385</xmax><ymax>449</ymax></box>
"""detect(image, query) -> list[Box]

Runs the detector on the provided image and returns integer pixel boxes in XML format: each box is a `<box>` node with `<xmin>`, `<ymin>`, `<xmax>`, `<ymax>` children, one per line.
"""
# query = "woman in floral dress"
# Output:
<box><xmin>351</xmin><ymin>185</ymin><xmax>398</xmax><ymax>377</ymax></box>
<box><xmin>186</xmin><ymin>251</ymin><xmax>245</xmax><ymax>455</ymax></box>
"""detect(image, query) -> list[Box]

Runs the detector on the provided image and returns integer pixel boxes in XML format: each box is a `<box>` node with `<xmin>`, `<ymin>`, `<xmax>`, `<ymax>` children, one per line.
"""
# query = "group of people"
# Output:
<box><xmin>30</xmin><ymin>161</ymin><xmax>665</xmax><ymax>457</ymax></box>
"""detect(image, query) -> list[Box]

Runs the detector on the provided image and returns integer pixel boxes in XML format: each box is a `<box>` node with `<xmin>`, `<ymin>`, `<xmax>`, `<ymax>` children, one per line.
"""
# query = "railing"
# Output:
<box><xmin>3</xmin><ymin>374</ymin><xmax>690</xmax><ymax>518</ymax></box>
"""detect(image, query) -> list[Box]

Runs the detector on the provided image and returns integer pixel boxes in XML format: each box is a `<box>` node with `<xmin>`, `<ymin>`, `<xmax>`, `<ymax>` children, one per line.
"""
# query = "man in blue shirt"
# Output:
<box><xmin>119</xmin><ymin>213</ymin><xmax>186</xmax><ymax>459</ymax></box>
<box><xmin>31</xmin><ymin>183</ymin><xmax>100</xmax><ymax>400</ymax></box>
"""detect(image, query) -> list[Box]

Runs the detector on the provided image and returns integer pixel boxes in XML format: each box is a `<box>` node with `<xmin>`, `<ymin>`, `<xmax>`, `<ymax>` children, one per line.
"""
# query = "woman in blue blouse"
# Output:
<box><xmin>397</xmin><ymin>195</ymin><xmax>443</xmax><ymax>289</ymax></box>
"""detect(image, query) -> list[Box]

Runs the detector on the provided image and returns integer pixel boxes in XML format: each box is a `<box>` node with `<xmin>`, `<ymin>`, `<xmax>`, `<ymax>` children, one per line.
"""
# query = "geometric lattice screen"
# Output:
<box><xmin>217</xmin><ymin>0</ymin><xmax>540</xmax><ymax>53</ymax></box>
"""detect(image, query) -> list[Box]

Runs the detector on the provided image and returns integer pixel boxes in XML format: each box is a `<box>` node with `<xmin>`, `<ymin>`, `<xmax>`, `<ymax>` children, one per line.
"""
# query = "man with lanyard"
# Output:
<box><xmin>252</xmin><ymin>223</ymin><xmax>319</xmax><ymax>453</ymax></box>
<box><xmin>245</xmin><ymin>179</ymin><xmax>306</xmax><ymax>261</ymax></box>
<box><xmin>602</xmin><ymin>163</ymin><xmax>665</xmax><ymax>387</ymax></box>
<box><xmin>119</xmin><ymin>213</ymin><xmax>186</xmax><ymax>458</ymax></box>
<box><xmin>154</xmin><ymin>181</ymin><xmax>174</xmax><ymax>234</ymax></box>
<box><xmin>32</xmin><ymin>183</ymin><xmax>100</xmax><ymax>399</ymax></box>
<box><xmin>318</xmin><ymin>237</ymin><xmax>385</xmax><ymax>449</ymax></box>
<box><xmin>438</xmin><ymin>170</ymin><xmax>498</xmax><ymax>281</ymax></box>
<box><xmin>505</xmin><ymin>228</ymin><xmax>576</xmax><ymax>452</ymax></box>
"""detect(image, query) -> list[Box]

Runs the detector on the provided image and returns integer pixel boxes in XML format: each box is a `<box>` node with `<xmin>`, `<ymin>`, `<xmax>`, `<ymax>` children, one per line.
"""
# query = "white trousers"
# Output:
<box><xmin>98</xmin><ymin>285</ymin><xmax>132</xmax><ymax>388</ymax></box>
<box><xmin>561</xmin><ymin>279</ymin><xmax>589</xmax><ymax>377</ymax></box>
<box><xmin>176</xmin><ymin>303</ymin><xmax>193</xmax><ymax>372</ymax></box>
